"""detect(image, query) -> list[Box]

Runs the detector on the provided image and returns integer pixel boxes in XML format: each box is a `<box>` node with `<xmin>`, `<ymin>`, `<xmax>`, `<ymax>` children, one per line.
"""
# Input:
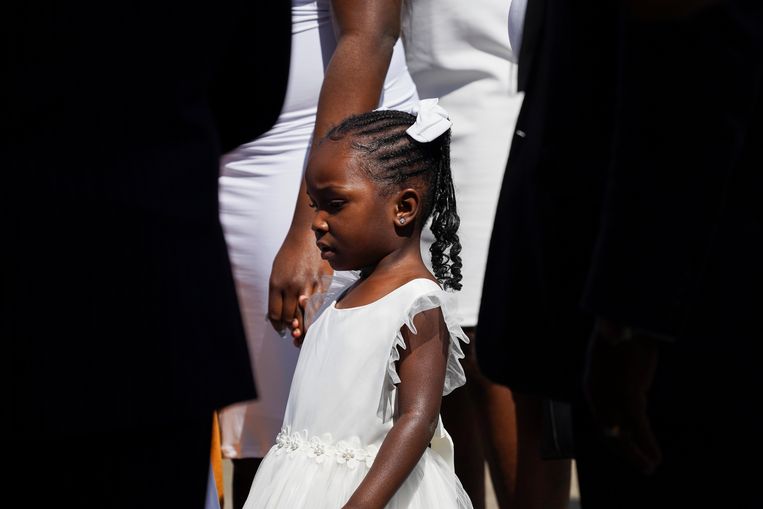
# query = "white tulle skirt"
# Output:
<box><xmin>243</xmin><ymin>445</ymin><xmax>473</xmax><ymax>508</ymax></box>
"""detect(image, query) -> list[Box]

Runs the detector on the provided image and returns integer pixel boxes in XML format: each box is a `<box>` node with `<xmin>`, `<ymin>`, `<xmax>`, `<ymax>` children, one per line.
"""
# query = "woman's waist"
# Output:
<box><xmin>221</xmin><ymin>112</ymin><xmax>314</xmax><ymax>161</ymax></box>
<box><xmin>380</xmin><ymin>39</ymin><xmax>419</xmax><ymax>110</ymax></box>
<box><xmin>271</xmin><ymin>425</ymin><xmax>388</xmax><ymax>469</ymax></box>
<box><xmin>291</xmin><ymin>0</ymin><xmax>330</xmax><ymax>34</ymax></box>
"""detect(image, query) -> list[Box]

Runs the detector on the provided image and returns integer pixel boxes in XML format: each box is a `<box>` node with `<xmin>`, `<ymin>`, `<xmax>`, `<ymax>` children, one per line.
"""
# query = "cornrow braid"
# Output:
<box><xmin>324</xmin><ymin>110</ymin><xmax>462</xmax><ymax>290</ymax></box>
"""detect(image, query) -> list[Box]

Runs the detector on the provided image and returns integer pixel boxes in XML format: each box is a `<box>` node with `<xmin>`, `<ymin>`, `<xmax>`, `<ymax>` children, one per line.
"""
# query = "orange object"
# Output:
<box><xmin>211</xmin><ymin>412</ymin><xmax>225</xmax><ymax>505</ymax></box>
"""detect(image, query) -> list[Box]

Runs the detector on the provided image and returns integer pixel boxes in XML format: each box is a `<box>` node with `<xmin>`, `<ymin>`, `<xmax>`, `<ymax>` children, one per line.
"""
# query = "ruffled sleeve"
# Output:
<box><xmin>377</xmin><ymin>289</ymin><xmax>470</xmax><ymax>422</ymax></box>
<box><xmin>303</xmin><ymin>270</ymin><xmax>362</xmax><ymax>330</ymax></box>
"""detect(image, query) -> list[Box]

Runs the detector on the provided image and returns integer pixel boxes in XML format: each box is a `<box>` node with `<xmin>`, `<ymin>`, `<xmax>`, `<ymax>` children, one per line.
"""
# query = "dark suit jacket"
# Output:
<box><xmin>478</xmin><ymin>0</ymin><xmax>762</xmax><ymax>406</ymax></box>
<box><xmin>3</xmin><ymin>1</ymin><xmax>291</xmax><ymax>434</ymax></box>
<box><xmin>477</xmin><ymin>0</ymin><xmax>621</xmax><ymax>400</ymax></box>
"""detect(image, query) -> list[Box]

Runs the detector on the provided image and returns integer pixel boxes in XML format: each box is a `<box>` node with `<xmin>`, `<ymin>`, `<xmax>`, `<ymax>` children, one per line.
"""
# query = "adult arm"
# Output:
<box><xmin>343</xmin><ymin>308</ymin><xmax>449</xmax><ymax>509</ymax></box>
<box><xmin>269</xmin><ymin>0</ymin><xmax>403</xmax><ymax>343</ymax></box>
<box><xmin>583</xmin><ymin>319</ymin><xmax>662</xmax><ymax>474</ymax></box>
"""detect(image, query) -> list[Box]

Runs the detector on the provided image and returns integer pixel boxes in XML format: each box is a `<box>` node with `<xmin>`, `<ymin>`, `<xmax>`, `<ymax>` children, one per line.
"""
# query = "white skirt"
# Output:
<box><xmin>244</xmin><ymin>446</ymin><xmax>472</xmax><ymax>509</ymax></box>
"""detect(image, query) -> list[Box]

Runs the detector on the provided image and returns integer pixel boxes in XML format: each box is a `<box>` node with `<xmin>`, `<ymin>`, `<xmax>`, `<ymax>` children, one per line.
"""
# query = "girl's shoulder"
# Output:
<box><xmin>333</xmin><ymin>274</ymin><xmax>440</xmax><ymax>311</ymax></box>
<box><xmin>394</xmin><ymin>277</ymin><xmax>459</xmax><ymax>332</ymax></box>
<box><xmin>379</xmin><ymin>276</ymin><xmax>469</xmax><ymax>420</ymax></box>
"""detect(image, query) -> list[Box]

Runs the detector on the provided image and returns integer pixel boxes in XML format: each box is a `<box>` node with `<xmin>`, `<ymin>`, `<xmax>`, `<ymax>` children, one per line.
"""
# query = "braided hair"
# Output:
<box><xmin>323</xmin><ymin>110</ymin><xmax>462</xmax><ymax>291</ymax></box>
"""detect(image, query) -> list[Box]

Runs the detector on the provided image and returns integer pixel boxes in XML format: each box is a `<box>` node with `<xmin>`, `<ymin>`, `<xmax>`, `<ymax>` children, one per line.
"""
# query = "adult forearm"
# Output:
<box><xmin>291</xmin><ymin>33</ymin><xmax>396</xmax><ymax>231</ymax></box>
<box><xmin>313</xmin><ymin>32</ymin><xmax>397</xmax><ymax>146</ymax></box>
<box><xmin>343</xmin><ymin>412</ymin><xmax>438</xmax><ymax>509</ymax></box>
<box><xmin>269</xmin><ymin>23</ymin><xmax>398</xmax><ymax>334</ymax></box>
<box><xmin>286</xmin><ymin>32</ymin><xmax>395</xmax><ymax>232</ymax></box>
<box><xmin>285</xmin><ymin>178</ymin><xmax>314</xmax><ymax>232</ymax></box>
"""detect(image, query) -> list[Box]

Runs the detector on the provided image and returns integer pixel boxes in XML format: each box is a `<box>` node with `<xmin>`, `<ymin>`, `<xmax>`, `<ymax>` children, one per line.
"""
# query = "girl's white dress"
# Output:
<box><xmin>243</xmin><ymin>277</ymin><xmax>473</xmax><ymax>508</ymax></box>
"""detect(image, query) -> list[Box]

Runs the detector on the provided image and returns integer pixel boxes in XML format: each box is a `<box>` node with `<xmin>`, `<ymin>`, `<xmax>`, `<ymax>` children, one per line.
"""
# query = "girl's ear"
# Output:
<box><xmin>394</xmin><ymin>188</ymin><xmax>421</xmax><ymax>228</ymax></box>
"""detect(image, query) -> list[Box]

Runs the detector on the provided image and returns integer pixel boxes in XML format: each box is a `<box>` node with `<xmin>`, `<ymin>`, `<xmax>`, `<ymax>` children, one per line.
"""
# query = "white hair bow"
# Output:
<box><xmin>405</xmin><ymin>98</ymin><xmax>452</xmax><ymax>143</ymax></box>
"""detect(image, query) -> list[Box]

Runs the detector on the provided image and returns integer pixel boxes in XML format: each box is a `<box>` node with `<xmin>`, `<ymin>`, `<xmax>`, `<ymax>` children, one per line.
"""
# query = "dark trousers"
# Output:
<box><xmin>5</xmin><ymin>416</ymin><xmax>213</xmax><ymax>508</ymax></box>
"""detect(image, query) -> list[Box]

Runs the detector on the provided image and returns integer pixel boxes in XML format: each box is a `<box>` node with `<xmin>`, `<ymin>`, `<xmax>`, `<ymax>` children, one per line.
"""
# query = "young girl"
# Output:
<box><xmin>243</xmin><ymin>100</ymin><xmax>473</xmax><ymax>509</ymax></box>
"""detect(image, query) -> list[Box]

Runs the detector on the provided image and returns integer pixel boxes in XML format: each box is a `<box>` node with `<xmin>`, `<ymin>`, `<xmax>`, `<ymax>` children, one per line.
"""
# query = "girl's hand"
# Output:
<box><xmin>268</xmin><ymin>228</ymin><xmax>332</xmax><ymax>345</ymax></box>
<box><xmin>288</xmin><ymin>295</ymin><xmax>311</xmax><ymax>347</ymax></box>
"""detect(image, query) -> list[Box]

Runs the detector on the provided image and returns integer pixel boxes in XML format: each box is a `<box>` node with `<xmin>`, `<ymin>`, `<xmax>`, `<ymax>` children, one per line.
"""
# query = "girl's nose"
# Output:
<box><xmin>311</xmin><ymin>212</ymin><xmax>328</xmax><ymax>233</ymax></box>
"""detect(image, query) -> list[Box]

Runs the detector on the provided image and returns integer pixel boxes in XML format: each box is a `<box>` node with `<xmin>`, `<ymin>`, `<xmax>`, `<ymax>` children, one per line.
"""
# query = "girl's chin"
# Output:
<box><xmin>326</xmin><ymin>258</ymin><xmax>362</xmax><ymax>272</ymax></box>
<box><xmin>327</xmin><ymin>260</ymin><xmax>348</xmax><ymax>271</ymax></box>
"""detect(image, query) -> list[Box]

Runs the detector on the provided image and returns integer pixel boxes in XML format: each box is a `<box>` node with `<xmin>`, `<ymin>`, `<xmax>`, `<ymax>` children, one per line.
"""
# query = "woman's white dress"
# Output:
<box><xmin>403</xmin><ymin>0</ymin><xmax>524</xmax><ymax>327</ymax></box>
<box><xmin>243</xmin><ymin>277</ymin><xmax>473</xmax><ymax>508</ymax></box>
<box><xmin>218</xmin><ymin>0</ymin><xmax>419</xmax><ymax>459</ymax></box>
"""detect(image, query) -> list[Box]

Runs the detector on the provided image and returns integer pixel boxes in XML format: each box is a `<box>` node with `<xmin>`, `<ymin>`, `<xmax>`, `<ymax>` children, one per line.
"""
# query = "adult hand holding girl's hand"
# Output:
<box><xmin>269</xmin><ymin>228</ymin><xmax>332</xmax><ymax>347</ymax></box>
<box><xmin>269</xmin><ymin>0</ymin><xmax>401</xmax><ymax>348</ymax></box>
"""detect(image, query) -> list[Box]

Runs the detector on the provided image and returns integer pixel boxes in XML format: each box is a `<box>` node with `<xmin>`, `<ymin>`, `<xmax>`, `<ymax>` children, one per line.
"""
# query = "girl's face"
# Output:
<box><xmin>305</xmin><ymin>139</ymin><xmax>401</xmax><ymax>271</ymax></box>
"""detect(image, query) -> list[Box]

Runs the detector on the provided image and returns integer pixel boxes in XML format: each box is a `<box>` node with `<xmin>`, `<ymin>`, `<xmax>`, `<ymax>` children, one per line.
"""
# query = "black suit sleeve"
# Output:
<box><xmin>517</xmin><ymin>0</ymin><xmax>546</xmax><ymax>92</ymax></box>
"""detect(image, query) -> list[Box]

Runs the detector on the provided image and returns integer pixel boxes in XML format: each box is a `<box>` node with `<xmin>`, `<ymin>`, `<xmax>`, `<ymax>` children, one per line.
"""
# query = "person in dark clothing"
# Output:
<box><xmin>478</xmin><ymin>0</ymin><xmax>762</xmax><ymax>506</ymax></box>
<box><xmin>3</xmin><ymin>3</ymin><xmax>291</xmax><ymax>507</ymax></box>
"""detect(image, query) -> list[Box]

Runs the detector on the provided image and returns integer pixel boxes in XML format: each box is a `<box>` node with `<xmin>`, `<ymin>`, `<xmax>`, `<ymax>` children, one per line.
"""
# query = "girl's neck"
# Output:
<box><xmin>361</xmin><ymin>237</ymin><xmax>431</xmax><ymax>282</ymax></box>
<box><xmin>340</xmin><ymin>239</ymin><xmax>437</xmax><ymax>308</ymax></box>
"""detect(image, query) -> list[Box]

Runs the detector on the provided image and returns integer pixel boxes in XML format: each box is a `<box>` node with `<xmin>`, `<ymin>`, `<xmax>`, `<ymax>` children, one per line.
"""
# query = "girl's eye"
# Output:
<box><xmin>328</xmin><ymin>200</ymin><xmax>345</xmax><ymax>210</ymax></box>
<box><xmin>307</xmin><ymin>199</ymin><xmax>317</xmax><ymax>209</ymax></box>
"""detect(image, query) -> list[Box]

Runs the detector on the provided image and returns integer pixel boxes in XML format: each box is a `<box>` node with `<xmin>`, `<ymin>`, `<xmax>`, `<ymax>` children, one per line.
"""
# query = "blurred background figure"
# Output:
<box><xmin>401</xmin><ymin>1</ymin><xmax>526</xmax><ymax>507</ymax></box>
<box><xmin>4</xmin><ymin>1</ymin><xmax>290</xmax><ymax>508</ymax></box>
<box><xmin>217</xmin><ymin>1</ymin><xmax>418</xmax><ymax>508</ymax></box>
<box><xmin>581</xmin><ymin>1</ymin><xmax>762</xmax><ymax>507</ymax></box>
<box><xmin>480</xmin><ymin>0</ymin><xmax>762</xmax><ymax>507</ymax></box>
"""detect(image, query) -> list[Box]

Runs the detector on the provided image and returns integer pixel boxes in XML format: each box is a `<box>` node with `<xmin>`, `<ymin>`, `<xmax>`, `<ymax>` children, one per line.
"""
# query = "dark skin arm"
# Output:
<box><xmin>583</xmin><ymin>318</ymin><xmax>662</xmax><ymax>475</ymax></box>
<box><xmin>268</xmin><ymin>0</ymin><xmax>403</xmax><ymax>344</ymax></box>
<box><xmin>343</xmin><ymin>308</ymin><xmax>450</xmax><ymax>509</ymax></box>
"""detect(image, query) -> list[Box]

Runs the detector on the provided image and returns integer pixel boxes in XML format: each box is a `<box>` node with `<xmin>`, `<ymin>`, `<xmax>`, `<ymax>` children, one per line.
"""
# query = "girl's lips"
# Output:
<box><xmin>317</xmin><ymin>243</ymin><xmax>335</xmax><ymax>259</ymax></box>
